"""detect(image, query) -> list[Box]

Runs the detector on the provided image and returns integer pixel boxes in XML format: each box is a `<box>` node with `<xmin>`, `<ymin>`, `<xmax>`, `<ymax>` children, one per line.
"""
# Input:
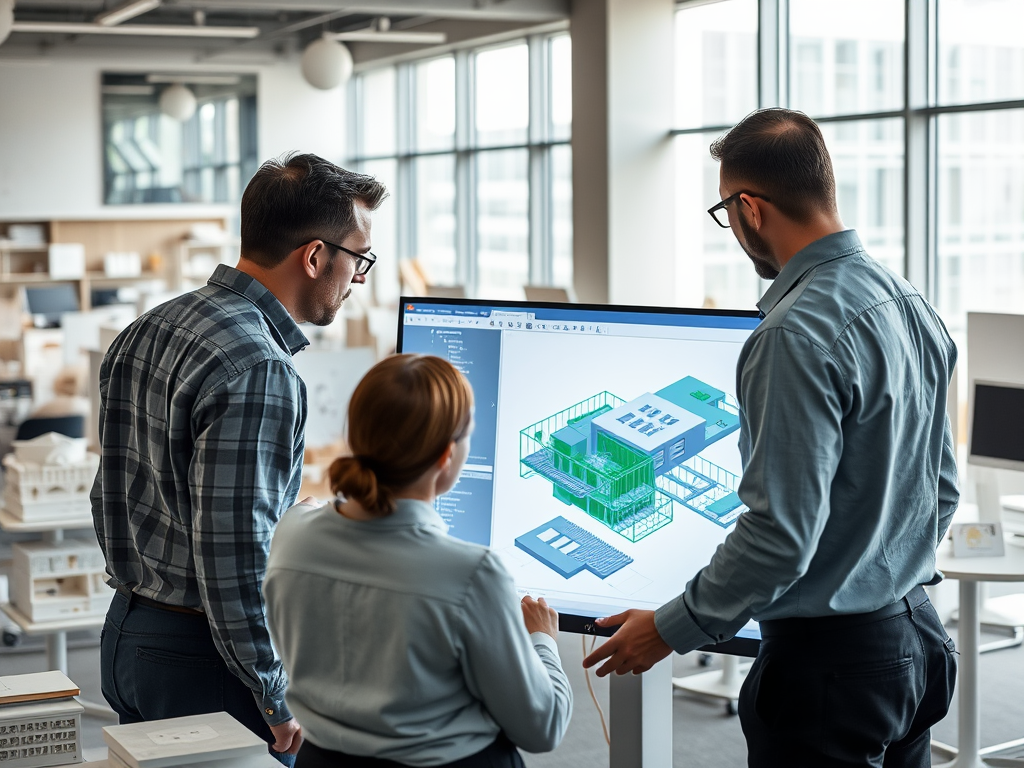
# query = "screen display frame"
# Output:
<box><xmin>968</xmin><ymin>378</ymin><xmax>1024</xmax><ymax>472</ymax></box>
<box><xmin>397</xmin><ymin>295</ymin><xmax>761</xmax><ymax>657</ymax></box>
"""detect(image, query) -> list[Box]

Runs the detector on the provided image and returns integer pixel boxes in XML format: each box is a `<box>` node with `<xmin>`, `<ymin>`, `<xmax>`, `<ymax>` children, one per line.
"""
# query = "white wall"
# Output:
<box><xmin>0</xmin><ymin>52</ymin><xmax>346</xmax><ymax>220</ymax></box>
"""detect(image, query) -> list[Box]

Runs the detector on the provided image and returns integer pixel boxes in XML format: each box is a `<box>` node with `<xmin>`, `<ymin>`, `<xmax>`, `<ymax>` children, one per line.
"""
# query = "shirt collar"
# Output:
<box><xmin>757</xmin><ymin>229</ymin><xmax>865</xmax><ymax>317</ymax></box>
<box><xmin>208</xmin><ymin>264</ymin><xmax>309</xmax><ymax>356</ymax></box>
<box><xmin>334</xmin><ymin>497</ymin><xmax>449</xmax><ymax>532</ymax></box>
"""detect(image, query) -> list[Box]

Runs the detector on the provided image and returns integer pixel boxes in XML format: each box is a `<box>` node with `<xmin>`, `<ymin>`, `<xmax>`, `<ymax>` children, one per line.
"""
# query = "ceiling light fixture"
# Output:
<box><xmin>95</xmin><ymin>0</ymin><xmax>161</xmax><ymax>27</ymax></box>
<box><xmin>0</xmin><ymin>0</ymin><xmax>15</xmax><ymax>47</ymax></box>
<box><xmin>10</xmin><ymin>21</ymin><xmax>260</xmax><ymax>38</ymax></box>
<box><xmin>300</xmin><ymin>35</ymin><xmax>352</xmax><ymax>91</ymax></box>
<box><xmin>146</xmin><ymin>74</ymin><xmax>241</xmax><ymax>85</ymax></box>
<box><xmin>325</xmin><ymin>15</ymin><xmax>445</xmax><ymax>45</ymax></box>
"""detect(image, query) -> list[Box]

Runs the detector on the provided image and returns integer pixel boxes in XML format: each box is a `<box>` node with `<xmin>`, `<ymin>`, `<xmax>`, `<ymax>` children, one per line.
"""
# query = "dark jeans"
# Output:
<box><xmin>100</xmin><ymin>589</ymin><xmax>296</xmax><ymax>767</ymax></box>
<box><xmin>739</xmin><ymin>587</ymin><xmax>957</xmax><ymax>768</ymax></box>
<box><xmin>296</xmin><ymin>733</ymin><xmax>524</xmax><ymax>768</ymax></box>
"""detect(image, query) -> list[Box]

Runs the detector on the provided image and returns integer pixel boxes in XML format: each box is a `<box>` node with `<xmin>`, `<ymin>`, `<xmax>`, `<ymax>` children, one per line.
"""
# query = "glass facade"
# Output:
<box><xmin>675</xmin><ymin>0</ymin><xmax>1024</xmax><ymax>411</ymax></box>
<box><xmin>351</xmin><ymin>33</ymin><xmax>571</xmax><ymax>302</ymax></box>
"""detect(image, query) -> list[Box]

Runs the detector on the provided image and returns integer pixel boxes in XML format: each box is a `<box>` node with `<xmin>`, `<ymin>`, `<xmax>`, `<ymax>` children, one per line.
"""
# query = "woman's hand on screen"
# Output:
<box><xmin>521</xmin><ymin>595</ymin><xmax>559</xmax><ymax>639</ymax></box>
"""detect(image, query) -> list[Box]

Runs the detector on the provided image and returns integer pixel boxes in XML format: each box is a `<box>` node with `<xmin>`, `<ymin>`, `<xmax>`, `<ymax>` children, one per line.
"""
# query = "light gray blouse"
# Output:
<box><xmin>264</xmin><ymin>498</ymin><xmax>573</xmax><ymax>766</ymax></box>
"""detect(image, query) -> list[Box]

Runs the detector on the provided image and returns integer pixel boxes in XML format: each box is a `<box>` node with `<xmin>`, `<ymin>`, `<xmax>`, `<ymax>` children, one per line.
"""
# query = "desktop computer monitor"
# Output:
<box><xmin>968</xmin><ymin>378</ymin><xmax>1024</xmax><ymax>537</ymax></box>
<box><xmin>23</xmin><ymin>284</ymin><xmax>80</xmax><ymax>328</ymax></box>
<box><xmin>397</xmin><ymin>297</ymin><xmax>762</xmax><ymax>656</ymax></box>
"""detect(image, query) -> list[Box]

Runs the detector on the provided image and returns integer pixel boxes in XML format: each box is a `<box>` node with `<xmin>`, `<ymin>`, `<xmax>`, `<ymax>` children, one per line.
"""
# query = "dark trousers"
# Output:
<box><xmin>100</xmin><ymin>589</ymin><xmax>295</xmax><ymax>767</ymax></box>
<box><xmin>296</xmin><ymin>733</ymin><xmax>524</xmax><ymax>768</ymax></box>
<box><xmin>739</xmin><ymin>587</ymin><xmax>957</xmax><ymax>768</ymax></box>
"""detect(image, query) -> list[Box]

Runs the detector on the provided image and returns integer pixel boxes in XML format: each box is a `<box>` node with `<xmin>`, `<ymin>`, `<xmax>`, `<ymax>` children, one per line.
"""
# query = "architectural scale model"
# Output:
<box><xmin>10</xmin><ymin>540</ymin><xmax>110</xmax><ymax>623</ymax></box>
<box><xmin>1</xmin><ymin>433</ymin><xmax>98</xmax><ymax>523</ymax></box>
<box><xmin>519</xmin><ymin>376</ymin><xmax>747</xmax><ymax>551</ymax></box>
<box><xmin>0</xmin><ymin>671</ymin><xmax>83</xmax><ymax>767</ymax></box>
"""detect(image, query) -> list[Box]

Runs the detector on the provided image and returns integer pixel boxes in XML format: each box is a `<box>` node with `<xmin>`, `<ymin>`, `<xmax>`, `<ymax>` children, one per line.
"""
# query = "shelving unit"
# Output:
<box><xmin>0</xmin><ymin>215</ymin><xmax>232</xmax><ymax>312</ymax></box>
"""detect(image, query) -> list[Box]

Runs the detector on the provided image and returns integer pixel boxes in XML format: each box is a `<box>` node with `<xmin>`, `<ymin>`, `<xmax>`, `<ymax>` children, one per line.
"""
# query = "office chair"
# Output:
<box><xmin>14</xmin><ymin>414</ymin><xmax>85</xmax><ymax>441</ymax></box>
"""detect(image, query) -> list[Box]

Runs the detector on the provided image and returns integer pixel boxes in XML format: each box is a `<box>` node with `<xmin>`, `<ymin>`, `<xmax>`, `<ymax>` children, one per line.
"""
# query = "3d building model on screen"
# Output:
<box><xmin>517</xmin><ymin>376</ymin><xmax>747</xmax><ymax>578</ymax></box>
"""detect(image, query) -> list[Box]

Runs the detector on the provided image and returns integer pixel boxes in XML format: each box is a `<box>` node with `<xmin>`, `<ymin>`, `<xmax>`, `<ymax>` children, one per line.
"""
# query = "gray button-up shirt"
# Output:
<box><xmin>655</xmin><ymin>229</ymin><xmax>959</xmax><ymax>653</ymax></box>
<box><xmin>264</xmin><ymin>498</ymin><xmax>573</xmax><ymax>765</ymax></box>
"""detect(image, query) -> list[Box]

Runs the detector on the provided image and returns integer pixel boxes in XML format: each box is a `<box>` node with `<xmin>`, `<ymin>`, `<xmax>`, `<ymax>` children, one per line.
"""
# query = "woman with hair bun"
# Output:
<box><xmin>265</xmin><ymin>354</ymin><xmax>572</xmax><ymax>768</ymax></box>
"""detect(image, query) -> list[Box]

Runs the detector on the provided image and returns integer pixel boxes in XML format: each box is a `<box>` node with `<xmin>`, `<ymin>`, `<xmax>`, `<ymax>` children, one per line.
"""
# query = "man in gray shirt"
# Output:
<box><xmin>584</xmin><ymin>108</ymin><xmax>959</xmax><ymax>767</ymax></box>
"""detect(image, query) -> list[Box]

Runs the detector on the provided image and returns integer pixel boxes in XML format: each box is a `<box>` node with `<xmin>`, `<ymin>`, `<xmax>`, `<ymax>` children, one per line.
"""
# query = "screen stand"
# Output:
<box><xmin>975</xmin><ymin>466</ymin><xmax>1003</xmax><ymax>526</ymax></box>
<box><xmin>609</xmin><ymin>656</ymin><xmax>672</xmax><ymax>768</ymax></box>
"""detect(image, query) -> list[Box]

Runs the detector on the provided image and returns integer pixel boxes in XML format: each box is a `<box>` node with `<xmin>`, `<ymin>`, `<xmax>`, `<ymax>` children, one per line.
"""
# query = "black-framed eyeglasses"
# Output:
<box><xmin>318</xmin><ymin>238</ymin><xmax>377</xmax><ymax>276</ymax></box>
<box><xmin>707</xmin><ymin>190</ymin><xmax>772</xmax><ymax>229</ymax></box>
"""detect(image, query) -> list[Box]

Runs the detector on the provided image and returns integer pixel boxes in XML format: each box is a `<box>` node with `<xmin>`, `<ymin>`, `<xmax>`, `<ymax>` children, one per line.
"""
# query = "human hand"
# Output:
<box><xmin>521</xmin><ymin>595</ymin><xmax>559</xmax><ymax>639</ymax></box>
<box><xmin>581</xmin><ymin>609</ymin><xmax>672</xmax><ymax>677</ymax></box>
<box><xmin>269</xmin><ymin>719</ymin><xmax>303</xmax><ymax>755</ymax></box>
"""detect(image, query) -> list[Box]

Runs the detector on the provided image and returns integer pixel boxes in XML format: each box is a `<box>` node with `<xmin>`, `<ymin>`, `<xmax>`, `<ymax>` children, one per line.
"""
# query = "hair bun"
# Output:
<box><xmin>328</xmin><ymin>456</ymin><xmax>396</xmax><ymax>516</ymax></box>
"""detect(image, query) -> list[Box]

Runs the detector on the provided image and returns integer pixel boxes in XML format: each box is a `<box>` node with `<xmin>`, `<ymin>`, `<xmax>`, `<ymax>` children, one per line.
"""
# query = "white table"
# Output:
<box><xmin>934</xmin><ymin>539</ymin><xmax>1024</xmax><ymax>768</ymax></box>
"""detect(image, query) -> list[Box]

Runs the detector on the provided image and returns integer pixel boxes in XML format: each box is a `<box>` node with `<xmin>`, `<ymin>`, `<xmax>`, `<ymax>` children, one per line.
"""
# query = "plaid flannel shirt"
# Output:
<box><xmin>91</xmin><ymin>264</ymin><xmax>309</xmax><ymax>726</ymax></box>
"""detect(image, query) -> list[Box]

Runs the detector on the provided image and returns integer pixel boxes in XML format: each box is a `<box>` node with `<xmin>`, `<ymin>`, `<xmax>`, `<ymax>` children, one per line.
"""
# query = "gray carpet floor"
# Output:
<box><xmin>3</xmin><ymin>611</ymin><xmax>1024</xmax><ymax>768</ymax></box>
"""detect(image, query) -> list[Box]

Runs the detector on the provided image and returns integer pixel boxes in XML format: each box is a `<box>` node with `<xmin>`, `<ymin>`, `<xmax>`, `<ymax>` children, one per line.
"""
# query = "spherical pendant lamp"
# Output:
<box><xmin>159</xmin><ymin>83</ymin><xmax>197</xmax><ymax>122</ymax></box>
<box><xmin>301</xmin><ymin>36</ymin><xmax>353</xmax><ymax>91</ymax></box>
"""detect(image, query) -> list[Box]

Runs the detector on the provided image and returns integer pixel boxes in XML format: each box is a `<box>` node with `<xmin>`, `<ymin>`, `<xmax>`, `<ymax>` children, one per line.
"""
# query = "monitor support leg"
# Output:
<box><xmin>975</xmin><ymin>467</ymin><xmax>1003</xmax><ymax>526</ymax></box>
<box><xmin>609</xmin><ymin>656</ymin><xmax>673</xmax><ymax>768</ymax></box>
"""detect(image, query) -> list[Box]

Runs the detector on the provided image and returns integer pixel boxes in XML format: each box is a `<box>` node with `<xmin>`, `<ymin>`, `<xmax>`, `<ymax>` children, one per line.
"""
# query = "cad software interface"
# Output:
<box><xmin>398</xmin><ymin>300</ymin><xmax>761</xmax><ymax>631</ymax></box>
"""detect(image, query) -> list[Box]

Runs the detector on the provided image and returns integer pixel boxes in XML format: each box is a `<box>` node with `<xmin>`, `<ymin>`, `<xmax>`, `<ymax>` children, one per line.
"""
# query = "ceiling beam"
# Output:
<box><xmin>181</xmin><ymin>0</ymin><xmax>568</xmax><ymax>22</ymax></box>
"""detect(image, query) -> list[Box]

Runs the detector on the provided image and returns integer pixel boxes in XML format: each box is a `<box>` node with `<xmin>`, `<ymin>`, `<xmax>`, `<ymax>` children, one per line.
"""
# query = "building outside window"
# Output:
<box><xmin>350</xmin><ymin>32</ymin><xmax>571</xmax><ymax>303</ymax></box>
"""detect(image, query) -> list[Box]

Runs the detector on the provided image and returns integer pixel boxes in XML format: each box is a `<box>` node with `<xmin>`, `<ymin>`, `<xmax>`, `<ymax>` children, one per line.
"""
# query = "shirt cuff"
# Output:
<box><xmin>530</xmin><ymin>632</ymin><xmax>560</xmax><ymax>657</ymax></box>
<box><xmin>654</xmin><ymin>594</ymin><xmax>717</xmax><ymax>655</ymax></box>
<box><xmin>252</xmin><ymin>689</ymin><xmax>293</xmax><ymax>727</ymax></box>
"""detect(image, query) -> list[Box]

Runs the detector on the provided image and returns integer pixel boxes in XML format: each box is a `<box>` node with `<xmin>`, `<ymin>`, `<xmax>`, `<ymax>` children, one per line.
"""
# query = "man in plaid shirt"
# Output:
<box><xmin>91</xmin><ymin>153</ymin><xmax>387</xmax><ymax>765</ymax></box>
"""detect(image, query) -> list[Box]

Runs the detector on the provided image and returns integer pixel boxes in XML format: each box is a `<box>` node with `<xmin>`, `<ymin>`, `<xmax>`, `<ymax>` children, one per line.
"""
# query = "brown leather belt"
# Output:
<box><xmin>115</xmin><ymin>583</ymin><xmax>205</xmax><ymax>616</ymax></box>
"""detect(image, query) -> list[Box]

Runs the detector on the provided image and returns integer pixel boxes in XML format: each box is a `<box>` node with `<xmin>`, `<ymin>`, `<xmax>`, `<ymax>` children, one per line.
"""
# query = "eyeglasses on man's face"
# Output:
<box><xmin>317</xmin><ymin>238</ymin><xmax>377</xmax><ymax>276</ymax></box>
<box><xmin>707</xmin><ymin>190</ymin><xmax>772</xmax><ymax>229</ymax></box>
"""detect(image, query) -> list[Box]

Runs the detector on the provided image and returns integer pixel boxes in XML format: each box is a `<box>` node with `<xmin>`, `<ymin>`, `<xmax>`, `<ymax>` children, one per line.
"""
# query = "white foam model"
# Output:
<box><xmin>103</xmin><ymin>712</ymin><xmax>268</xmax><ymax>768</ymax></box>
<box><xmin>2</xmin><ymin>434</ymin><xmax>98</xmax><ymax>523</ymax></box>
<box><xmin>10</xmin><ymin>540</ymin><xmax>110</xmax><ymax>623</ymax></box>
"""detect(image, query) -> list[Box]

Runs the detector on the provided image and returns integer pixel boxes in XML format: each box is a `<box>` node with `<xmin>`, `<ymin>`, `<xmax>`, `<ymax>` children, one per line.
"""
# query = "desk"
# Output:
<box><xmin>934</xmin><ymin>540</ymin><xmax>1024</xmax><ymax>768</ymax></box>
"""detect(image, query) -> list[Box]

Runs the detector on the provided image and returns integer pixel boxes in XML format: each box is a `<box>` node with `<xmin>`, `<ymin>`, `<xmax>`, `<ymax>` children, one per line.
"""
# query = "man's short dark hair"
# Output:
<box><xmin>710</xmin><ymin>108</ymin><xmax>837</xmax><ymax>223</ymax></box>
<box><xmin>240</xmin><ymin>153</ymin><xmax>389</xmax><ymax>268</ymax></box>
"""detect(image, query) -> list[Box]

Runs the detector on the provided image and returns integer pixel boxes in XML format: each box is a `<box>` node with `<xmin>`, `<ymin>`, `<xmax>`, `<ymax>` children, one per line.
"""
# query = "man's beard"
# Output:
<box><xmin>302</xmin><ymin>256</ymin><xmax>352</xmax><ymax>326</ymax></box>
<box><xmin>737</xmin><ymin>215</ymin><xmax>780</xmax><ymax>280</ymax></box>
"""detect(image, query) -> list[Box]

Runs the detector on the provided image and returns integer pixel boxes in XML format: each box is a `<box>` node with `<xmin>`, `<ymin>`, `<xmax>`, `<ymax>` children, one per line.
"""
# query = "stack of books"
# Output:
<box><xmin>103</xmin><ymin>712</ymin><xmax>280</xmax><ymax>768</ymax></box>
<box><xmin>0</xmin><ymin>670</ymin><xmax>83</xmax><ymax>767</ymax></box>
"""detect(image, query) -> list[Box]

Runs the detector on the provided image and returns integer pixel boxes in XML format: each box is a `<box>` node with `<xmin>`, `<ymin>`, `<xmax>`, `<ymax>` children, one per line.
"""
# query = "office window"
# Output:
<box><xmin>676</xmin><ymin>0</ymin><xmax>1024</xmax><ymax>441</ymax></box>
<box><xmin>551</xmin><ymin>35</ymin><xmax>572</xmax><ymax>141</ymax></box>
<box><xmin>936</xmin><ymin>110</ymin><xmax>1024</xmax><ymax>353</ymax></box>
<box><xmin>820</xmin><ymin>119</ymin><xmax>905</xmax><ymax>276</ymax></box>
<box><xmin>102</xmin><ymin>73</ymin><xmax>256</xmax><ymax>205</ymax></box>
<box><xmin>415</xmin><ymin>154</ymin><xmax>457</xmax><ymax>286</ymax></box>
<box><xmin>359</xmin><ymin>68</ymin><xmax>397</xmax><ymax>158</ymax></box>
<box><xmin>477</xmin><ymin>150</ymin><xmax>529</xmax><ymax>299</ymax></box>
<box><xmin>416</xmin><ymin>57</ymin><xmax>456</xmax><ymax>152</ymax></box>
<box><xmin>476</xmin><ymin>43</ymin><xmax>530</xmax><ymax>147</ymax></box>
<box><xmin>351</xmin><ymin>32</ymin><xmax>570</xmax><ymax>299</ymax></box>
<box><xmin>674</xmin><ymin>0</ymin><xmax>757</xmax><ymax>130</ymax></box>
<box><xmin>938</xmin><ymin>0</ymin><xmax>1024</xmax><ymax>105</ymax></box>
<box><xmin>789</xmin><ymin>0</ymin><xmax>904</xmax><ymax>116</ymax></box>
<box><xmin>361</xmin><ymin>159</ymin><xmax>398</xmax><ymax>305</ymax></box>
<box><xmin>675</xmin><ymin>132</ymin><xmax>763</xmax><ymax>311</ymax></box>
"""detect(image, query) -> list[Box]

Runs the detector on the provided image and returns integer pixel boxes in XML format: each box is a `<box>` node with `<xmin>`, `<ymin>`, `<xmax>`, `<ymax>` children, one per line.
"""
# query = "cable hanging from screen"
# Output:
<box><xmin>583</xmin><ymin>635</ymin><xmax>610</xmax><ymax>746</ymax></box>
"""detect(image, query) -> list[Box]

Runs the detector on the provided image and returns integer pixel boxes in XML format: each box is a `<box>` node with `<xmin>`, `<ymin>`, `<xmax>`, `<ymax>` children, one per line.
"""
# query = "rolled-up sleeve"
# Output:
<box><xmin>455</xmin><ymin>552</ymin><xmax>573</xmax><ymax>753</ymax></box>
<box><xmin>655</xmin><ymin>327</ymin><xmax>847</xmax><ymax>653</ymax></box>
<box><xmin>190</xmin><ymin>360</ymin><xmax>306</xmax><ymax>726</ymax></box>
